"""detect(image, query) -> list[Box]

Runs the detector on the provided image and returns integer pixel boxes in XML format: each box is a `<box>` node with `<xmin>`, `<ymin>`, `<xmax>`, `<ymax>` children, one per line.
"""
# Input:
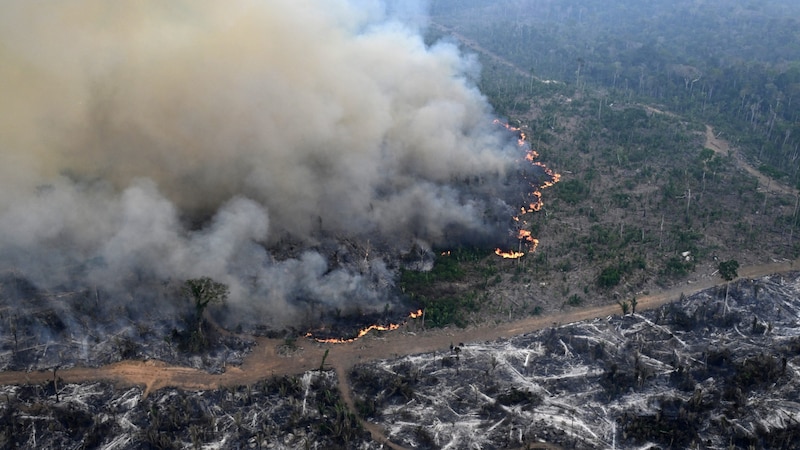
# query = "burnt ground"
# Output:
<box><xmin>0</xmin><ymin>274</ymin><xmax>254</xmax><ymax>374</ymax></box>
<box><xmin>348</xmin><ymin>272</ymin><xmax>800</xmax><ymax>450</ymax></box>
<box><xmin>2</xmin><ymin>271</ymin><xmax>800</xmax><ymax>449</ymax></box>
<box><xmin>0</xmin><ymin>370</ymin><xmax>374</xmax><ymax>450</ymax></box>
<box><xmin>1</xmin><ymin>90</ymin><xmax>795</xmax><ymax>375</ymax></box>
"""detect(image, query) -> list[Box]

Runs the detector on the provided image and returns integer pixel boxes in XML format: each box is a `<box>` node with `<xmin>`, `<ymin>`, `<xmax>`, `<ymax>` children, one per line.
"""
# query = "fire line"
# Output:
<box><xmin>493</xmin><ymin>120</ymin><xmax>560</xmax><ymax>259</ymax></box>
<box><xmin>305</xmin><ymin>309</ymin><xmax>424</xmax><ymax>344</ymax></box>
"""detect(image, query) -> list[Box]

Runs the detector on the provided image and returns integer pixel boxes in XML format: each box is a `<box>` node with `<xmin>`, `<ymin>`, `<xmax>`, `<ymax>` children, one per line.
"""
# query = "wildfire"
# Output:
<box><xmin>495</xmin><ymin>230</ymin><xmax>537</xmax><ymax>258</ymax></box>
<box><xmin>493</xmin><ymin>119</ymin><xmax>527</xmax><ymax>147</ymax></box>
<box><xmin>305</xmin><ymin>309</ymin><xmax>424</xmax><ymax>343</ymax></box>
<box><xmin>494</xmin><ymin>120</ymin><xmax>560</xmax><ymax>259</ymax></box>
<box><xmin>495</xmin><ymin>248</ymin><xmax>525</xmax><ymax>259</ymax></box>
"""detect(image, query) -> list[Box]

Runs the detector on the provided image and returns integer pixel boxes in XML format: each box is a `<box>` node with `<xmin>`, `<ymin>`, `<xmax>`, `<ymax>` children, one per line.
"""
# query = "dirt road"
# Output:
<box><xmin>430</xmin><ymin>22</ymin><xmax>560</xmax><ymax>85</ymax></box>
<box><xmin>1</xmin><ymin>258</ymin><xmax>795</xmax><ymax>393</ymax></box>
<box><xmin>705</xmin><ymin>125</ymin><xmax>797</xmax><ymax>197</ymax></box>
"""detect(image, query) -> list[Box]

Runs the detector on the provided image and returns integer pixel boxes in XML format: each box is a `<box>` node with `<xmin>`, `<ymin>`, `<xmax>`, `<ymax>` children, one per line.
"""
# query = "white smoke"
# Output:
<box><xmin>0</xmin><ymin>0</ymin><xmax>521</xmax><ymax>329</ymax></box>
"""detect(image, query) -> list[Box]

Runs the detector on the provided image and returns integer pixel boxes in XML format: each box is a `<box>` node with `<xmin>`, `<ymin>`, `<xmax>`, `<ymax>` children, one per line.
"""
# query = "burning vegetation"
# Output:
<box><xmin>0</xmin><ymin>0</ymin><xmax>558</xmax><ymax>345</ymax></box>
<box><xmin>493</xmin><ymin>120</ymin><xmax>561</xmax><ymax>259</ymax></box>
<box><xmin>304</xmin><ymin>309</ymin><xmax>423</xmax><ymax>343</ymax></box>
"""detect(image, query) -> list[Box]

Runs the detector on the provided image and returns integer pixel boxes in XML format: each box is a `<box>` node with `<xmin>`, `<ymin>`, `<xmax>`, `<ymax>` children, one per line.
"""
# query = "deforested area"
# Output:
<box><xmin>349</xmin><ymin>272</ymin><xmax>800</xmax><ymax>449</ymax></box>
<box><xmin>4</xmin><ymin>273</ymin><xmax>800</xmax><ymax>449</ymax></box>
<box><xmin>0</xmin><ymin>371</ymin><xmax>375</xmax><ymax>450</ymax></box>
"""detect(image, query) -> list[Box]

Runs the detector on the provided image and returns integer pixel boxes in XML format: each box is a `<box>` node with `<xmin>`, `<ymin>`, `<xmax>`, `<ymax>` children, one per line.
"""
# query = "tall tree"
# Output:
<box><xmin>183</xmin><ymin>277</ymin><xmax>228</xmax><ymax>341</ymax></box>
<box><xmin>718</xmin><ymin>259</ymin><xmax>739</xmax><ymax>316</ymax></box>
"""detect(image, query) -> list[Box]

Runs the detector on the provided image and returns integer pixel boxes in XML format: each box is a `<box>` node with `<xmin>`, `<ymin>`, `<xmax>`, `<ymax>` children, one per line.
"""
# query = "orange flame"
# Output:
<box><xmin>493</xmin><ymin>120</ymin><xmax>560</xmax><ymax>260</ymax></box>
<box><xmin>357</xmin><ymin>323</ymin><xmax>400</xmax><ymax>338</ymax></box>
<box><xmin>495</xmin><ymin>248</ymin><xmax>526</xmax><ymax>259</ymax></box>
<box><xmin>305</xmin><ymin>309</ymin><xmax>424</xmax><ymax>343</ymax></box>
<box><xmin>494</xmin><ymin>119</ymin><xmax>527</xmax><ymax>147</ymax></box>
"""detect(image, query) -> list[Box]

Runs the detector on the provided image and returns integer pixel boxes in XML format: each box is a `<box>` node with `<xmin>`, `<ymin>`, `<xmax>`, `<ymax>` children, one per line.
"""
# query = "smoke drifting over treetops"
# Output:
<box><xmin>0</xmin><ymin>1</ymin><xmax>523</xmax><ymax>327</ymax></box>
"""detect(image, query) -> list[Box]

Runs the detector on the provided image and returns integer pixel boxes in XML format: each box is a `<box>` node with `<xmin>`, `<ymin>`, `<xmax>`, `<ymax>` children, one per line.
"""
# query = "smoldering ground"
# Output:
<box><xmin>0</xmin><ymin>0</ymin><xmax>530</xmax><ymax>334</ymax></box>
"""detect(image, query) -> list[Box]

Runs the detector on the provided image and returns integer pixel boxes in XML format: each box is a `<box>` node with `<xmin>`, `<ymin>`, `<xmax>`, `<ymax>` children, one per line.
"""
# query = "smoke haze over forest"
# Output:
<box><xmin>0</xmin><ymin>0</ymin><xmax>529</xmax><ymax>327</ymax></box>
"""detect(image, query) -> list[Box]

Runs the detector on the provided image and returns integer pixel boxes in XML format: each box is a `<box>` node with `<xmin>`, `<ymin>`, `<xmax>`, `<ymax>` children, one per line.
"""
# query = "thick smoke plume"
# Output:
<box><xmin>0</xmin><ymin>0</ymin><xmax>521</xmax><ymax>329</ymax></box>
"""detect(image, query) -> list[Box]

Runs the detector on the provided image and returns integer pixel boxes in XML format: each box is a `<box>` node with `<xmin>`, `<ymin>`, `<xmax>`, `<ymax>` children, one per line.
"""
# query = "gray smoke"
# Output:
<box><xmin>0</xmin><ymin>0</ymin><xmax>521</xmax><ymax>329</ymax></box>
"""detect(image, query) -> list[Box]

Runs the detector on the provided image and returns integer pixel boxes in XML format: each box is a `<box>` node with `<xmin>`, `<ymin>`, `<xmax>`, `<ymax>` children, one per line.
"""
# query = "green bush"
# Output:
<box><xmin>662</xmin><ymin>255</ymin><xmax>694</xmax><ymax>278</ymax></box>
<box><xmin>554</xmin><ymin>179</ymin><xmax>590</xmax><ymax>204</ymax></box>
<box><xmin>597</xmin><ymin>266</ymin><xmax>622</xmax><ymax>288</ymax></box>
<box><xmin>567</xmin><ymin>294</ymin><xmax>584</xmax><ymax>307</ymax></box>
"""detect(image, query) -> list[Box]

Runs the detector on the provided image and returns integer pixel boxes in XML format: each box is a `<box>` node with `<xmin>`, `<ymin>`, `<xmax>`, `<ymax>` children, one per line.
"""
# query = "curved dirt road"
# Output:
<box><xmin>705</xmin><ymin>125</ymin><xmax>797</xmax><ymax>197</ymax></box>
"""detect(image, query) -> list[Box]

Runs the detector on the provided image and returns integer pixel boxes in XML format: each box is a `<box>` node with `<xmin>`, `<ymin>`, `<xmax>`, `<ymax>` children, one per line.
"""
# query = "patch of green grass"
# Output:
<box><xmin>597</xmin><ymin>258</ymin><xmax>647</xmax><ymax>289</ymax></box>
<box><xmin>399</xmin><ymin>252</ymin><xmax>465</xmax><ymax>291</ymax></box>
<box><xmin>567</xmin><ymin>294</ymin><xmax>584</xmax><ymax>307</ymax></box>
<box><xmin>399</xmin><ymin>248</ymin><xmax>489</xmax><ymax>328</ymax></box>
<box><xmin>554</xmin><ymin>179</ymin><xmax>590</xmax><ymax>205</ymax></box>
<box><xmin>419</xmin><ymin>294</ymin><xmax>479</xmax><ymax>328</ymax></box>
<box><xmin>661</xmin><ymin>255</ymin><xmax>695</xmax><ymax>279</ymax></box>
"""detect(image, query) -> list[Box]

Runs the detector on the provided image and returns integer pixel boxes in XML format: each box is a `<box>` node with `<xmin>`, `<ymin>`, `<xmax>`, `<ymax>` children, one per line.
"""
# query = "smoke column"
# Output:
<box><xmin>0</xmin><ymin>0</ymin><xmax>521</xmax><ymax>329</ymax></box>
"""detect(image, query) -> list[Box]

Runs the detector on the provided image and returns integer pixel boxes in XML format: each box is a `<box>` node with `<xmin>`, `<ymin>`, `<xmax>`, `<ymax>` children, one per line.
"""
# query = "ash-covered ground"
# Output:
<box><xmin>0</xmin><ymin>370</ymin><xmax>377</xmax><ymax>450</ymax></box>
<box><xmin>349</xmin><ymin>272</ymin><xmax>800</xmax><ymax>449</ymax></box>
<box><xmin>0</xmin><ymin>274</ymin><xmax>254</xmax><ymax>374</ymax></box>
<box><xmin>3</xmin><ymin>272</ymin><xmax>800</xmax><ymax>449</ymax></box>
<box><xmin>0</xmin><ymin>241</ymin><xmax>423</xmax><ymax>374</ymax></box>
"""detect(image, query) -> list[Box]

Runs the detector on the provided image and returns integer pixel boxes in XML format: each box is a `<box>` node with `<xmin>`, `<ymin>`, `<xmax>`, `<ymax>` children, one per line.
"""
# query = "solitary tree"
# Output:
<box><xmin>183</xmin><ymin>277</ymin><xmax>228</xmax><ymax>342</ymax></box>
<box><xmin>718</xmin><ymin>260</ymin><xmax>739</xmax><ymax>316</ymax></box>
